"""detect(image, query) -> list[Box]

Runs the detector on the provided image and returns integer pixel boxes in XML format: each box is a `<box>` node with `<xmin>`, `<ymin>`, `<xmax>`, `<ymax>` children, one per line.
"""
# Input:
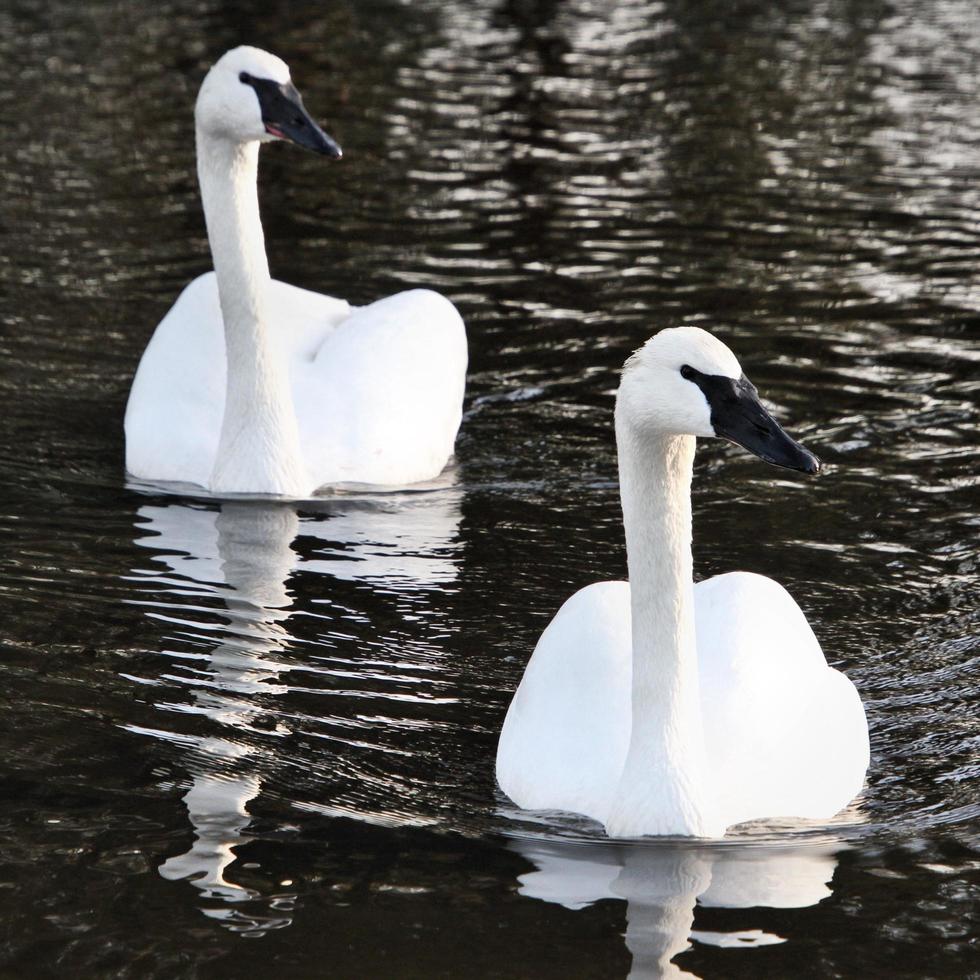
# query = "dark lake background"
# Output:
<box><xmin>1</xmin><ymin>0</ymin><xmax>978</xmax><ymax>976</ymax></box>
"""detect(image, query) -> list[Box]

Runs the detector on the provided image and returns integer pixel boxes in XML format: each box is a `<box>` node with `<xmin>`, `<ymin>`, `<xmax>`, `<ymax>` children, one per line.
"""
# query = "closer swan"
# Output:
<box><xmin>496</xmin><ymin>328</ymin><xmax>869</xmax><ymax>838</ymax></box>
<box><xmin>125</xmin><ymin>47</ymin><xmax>467</xmax><ymax>496</ymax></box>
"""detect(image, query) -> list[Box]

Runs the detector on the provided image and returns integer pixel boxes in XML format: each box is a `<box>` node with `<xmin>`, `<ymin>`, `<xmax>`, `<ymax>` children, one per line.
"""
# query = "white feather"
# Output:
<box><xmin>497</xmin><ymin>327</ymin><xmax>869</xmax><ymax>838</ymax></box>
<box><xmin>125</xmin><ymin>47</ymin><xmax>466</xmax><ymax>496</ymax></box>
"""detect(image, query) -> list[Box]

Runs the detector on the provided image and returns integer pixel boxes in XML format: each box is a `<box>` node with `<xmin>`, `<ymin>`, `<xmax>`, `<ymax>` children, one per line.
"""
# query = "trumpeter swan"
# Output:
<box><xmin>496</xmin><ymin>327</ymin><xmax>869</xmax><ymax>838</ymax></box>
<box><xmin>125</xmin><ymin>46</ymin><xmax>467</xmax><ymax>497</ymax></box>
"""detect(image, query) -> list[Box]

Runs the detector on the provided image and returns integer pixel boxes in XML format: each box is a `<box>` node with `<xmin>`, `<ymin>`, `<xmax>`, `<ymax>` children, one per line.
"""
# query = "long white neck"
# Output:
<box><xmin>604</xmin><ymin>406</ymin><xmax>717</xmax><ymax>837</ymax></box>
<box><xmin>196</xmin><ymin>131</ymin><xmax>310</xmax><ymax>497</ymax></box>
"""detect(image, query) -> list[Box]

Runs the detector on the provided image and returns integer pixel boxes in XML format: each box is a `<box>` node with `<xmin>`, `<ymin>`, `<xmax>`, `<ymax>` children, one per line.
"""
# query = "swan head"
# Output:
<box><xmin>618</xmin><ymin>327</ymin><xmax>820</xmax><ymax>473</ymax></box>
<box><xmin>195</xmin><ymin>46</ymin><xmax>342</xmax><ymax>158</ymax></box>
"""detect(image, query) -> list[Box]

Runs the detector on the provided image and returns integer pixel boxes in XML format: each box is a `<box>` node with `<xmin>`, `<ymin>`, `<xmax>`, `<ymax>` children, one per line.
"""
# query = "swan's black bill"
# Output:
<box><xmin>682</xmin><ymin>365</ymin><xmax>820</xmax><ymax>474</ymax></box>
<box><xmin>240</xmin><ymin>72</ymin><xmax>342</xmax><ymax>158</ymax></box>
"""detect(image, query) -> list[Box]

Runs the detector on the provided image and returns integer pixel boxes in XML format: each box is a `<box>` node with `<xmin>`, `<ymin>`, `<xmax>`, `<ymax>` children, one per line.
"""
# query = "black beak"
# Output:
<box><xmin>241</xmin><ymin>73</ymin><xmax>342</xmax><ymax>158</ymax></box>
<box><xmin>683</xmin><ymin>366</ymin><xmax>820</xmax><ymax>474</ymax></box>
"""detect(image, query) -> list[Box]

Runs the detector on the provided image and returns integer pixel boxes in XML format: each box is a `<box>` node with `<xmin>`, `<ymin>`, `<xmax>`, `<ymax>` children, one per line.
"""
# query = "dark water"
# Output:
<box><xmin>1</xmin><ymin>0</ymin><xmax>978</xmax><ymax>976</ymax></box>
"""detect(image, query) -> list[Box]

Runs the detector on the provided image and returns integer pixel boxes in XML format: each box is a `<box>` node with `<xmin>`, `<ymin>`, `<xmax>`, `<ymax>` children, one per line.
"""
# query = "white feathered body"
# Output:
<box><xmin>125</xmin><ymin>47</ymin><xmax>467</xmax><ymax>497</ymax></box>
<box><xmin>125</xmin><ymin>272</ymin><xmax>467</xmax><ymax>493</ymax></box>
<box><xmin>496</xmin><ymin>571</ymin><xmax>869</xmax><ymax>835</ymax></box>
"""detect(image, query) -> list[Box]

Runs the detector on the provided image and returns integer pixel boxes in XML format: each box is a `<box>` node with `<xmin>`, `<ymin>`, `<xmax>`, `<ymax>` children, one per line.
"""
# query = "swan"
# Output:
<box><xmin>125</xmin><ymin>46</ymin><xmax>467</xmax><ymax>496</ymax></box>
<box><xmin>496</xmin><ymin>327</ymin><xmax>869</xmax><ymax>838</ymax></box>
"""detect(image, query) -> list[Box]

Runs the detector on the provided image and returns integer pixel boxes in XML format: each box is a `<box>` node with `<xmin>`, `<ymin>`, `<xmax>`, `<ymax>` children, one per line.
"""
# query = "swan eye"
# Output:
<box><xmin>680</xmin><ymin>365</ymin><xmax>696</xmax><ymax>381</ymax></box>
<box><xmin>239</xmin><ymin>71</ymin><xmax>252</xmax><ymax>84</ymax></box>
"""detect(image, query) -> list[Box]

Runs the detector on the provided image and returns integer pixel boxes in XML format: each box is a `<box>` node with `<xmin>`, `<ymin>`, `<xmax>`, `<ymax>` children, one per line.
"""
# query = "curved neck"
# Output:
<box><xmin>197</xmin><ymin>135</ymin><xmax>270</xmax><ymax>329</ymax></box>
<box><xmin>605</xmin><ymin>406</ymin><xmax>714</xmax><ymax>836</ymax></box>
<box><xmin>196</xmin><ymin>131</ymin><xmax>307</xmax><ymax>496</ymax></box>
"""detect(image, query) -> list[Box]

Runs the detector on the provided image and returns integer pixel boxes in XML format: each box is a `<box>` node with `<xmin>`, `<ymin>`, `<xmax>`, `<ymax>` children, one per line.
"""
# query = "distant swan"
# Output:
<box><xmin>496</xmin><ymin>328</ymin><xmax>869</xmax><ymax>838</ymax></box>
<box><xmin>125</xmin><ymin>46</ymin><xmax>467</xmax><ymax>497</ymax></box>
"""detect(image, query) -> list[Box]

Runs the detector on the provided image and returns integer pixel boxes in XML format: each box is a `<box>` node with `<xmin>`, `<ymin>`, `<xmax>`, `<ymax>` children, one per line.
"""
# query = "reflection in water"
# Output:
<box><xmin>512</xmin><ymin>838</ymin><xmax>838</xmax><ymax>978</ymax></box>
<box><xmin>148</xmin><ymin>505</ymin><xmax>297</xmax><ymax>933</ymax></box>
<box><xmin>126</xmin><ymin>491</ymin><xmax>462</xmax><ymax>931</ymax></box>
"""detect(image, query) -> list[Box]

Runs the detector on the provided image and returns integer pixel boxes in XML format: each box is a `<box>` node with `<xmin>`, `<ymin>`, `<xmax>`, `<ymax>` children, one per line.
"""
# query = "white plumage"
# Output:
<box><xmin>497</xmin><ymin>328</ymin><xmax>869</xmax><ymax>838</ymax></box>
<box><xmin>125</xmin><ymin>47</ymin><xmax>466</xmax><ymax>497</ymax></box>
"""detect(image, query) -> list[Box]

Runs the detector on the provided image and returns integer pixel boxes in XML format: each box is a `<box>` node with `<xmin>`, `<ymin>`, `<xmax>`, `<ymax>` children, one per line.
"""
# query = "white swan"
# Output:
<box><xmin>125</xmin><ymin>46</ymin><xmax>467</xmax><ymax>496</ymax></box>
<box><xmin>496</xmin><ymin>327</ymin><xmax>869</xmax><ymax>838</ymax></box>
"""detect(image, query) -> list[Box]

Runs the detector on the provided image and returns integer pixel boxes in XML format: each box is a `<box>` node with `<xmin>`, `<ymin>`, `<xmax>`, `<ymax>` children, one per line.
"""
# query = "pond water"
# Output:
<box><xmin>1</xmin><ymin>0</ymin><xmax>978</xmax><ymax>976</ymax></box>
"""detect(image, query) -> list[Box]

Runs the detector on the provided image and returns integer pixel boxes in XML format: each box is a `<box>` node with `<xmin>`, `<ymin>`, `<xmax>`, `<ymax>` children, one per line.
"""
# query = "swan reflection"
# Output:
<box><xmin>126</xmin><ymin>489</ymin><xmax>462</xmax><ymax>932</ymax></box>
<box><xmin>511</xmin><ymin>837</ymin><xmax>839</xmax><ymax>978</ymax></box>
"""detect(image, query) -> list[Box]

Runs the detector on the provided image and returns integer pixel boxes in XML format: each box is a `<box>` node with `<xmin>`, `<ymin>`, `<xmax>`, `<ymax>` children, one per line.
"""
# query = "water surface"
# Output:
<box><xmin>1</xmin><ymin>0</ymin><xmax>978</xmax><ymax>976</ymax></box>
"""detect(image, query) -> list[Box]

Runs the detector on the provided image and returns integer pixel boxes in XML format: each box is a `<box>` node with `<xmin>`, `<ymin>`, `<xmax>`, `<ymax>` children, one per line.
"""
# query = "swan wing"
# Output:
<box><xmin>293</xmin><ymin>288</ymin><xmax>467</xmax><ymax>488</ymax></box>
<box><xmin>124</xmin><ymin>273</ymin><xmax>352</xmax><ymax>488</ymax></box>
<box><xmin>269</xmin><ymin>277</ymin><xmax>352</xmax><ymax>360</ymax></box>
<box><xmin>125</xmin><ymin>273</ymin><xmax>226</xmax><ymax>486</ymax></box>
<box><xmin>496</xmin><ymin>581</ymin><xmax>632</xmax><ymax>824</ymax></box>
<box><xmin>694</xmin><ymin>571</ymin><xmax>869</xmax><ymax>827</ymax></box>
